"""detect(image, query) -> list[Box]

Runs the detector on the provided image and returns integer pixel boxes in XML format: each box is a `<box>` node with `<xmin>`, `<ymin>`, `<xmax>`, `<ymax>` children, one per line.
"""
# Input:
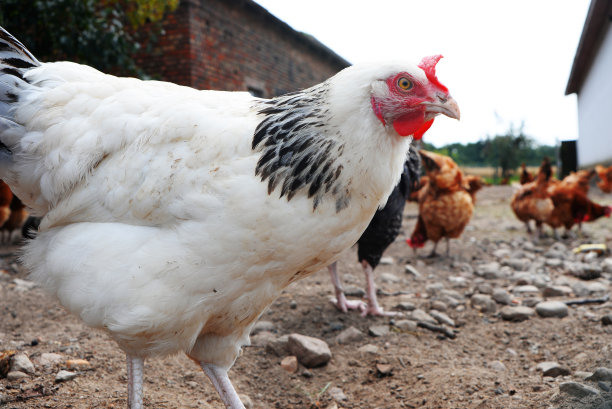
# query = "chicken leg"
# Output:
<box><xmin>327</xmin><ymin>262</ymin><xmax>367</xmax><ymax>314</ymax></box>
<box><xmin>127</xmin><ymin>354</ymin><xmax>144</xmax><ymax>409</ymax></box>
<box><xmin>362</xmin><ymin>260</ymin><xmax>400</xmax><ymax>317</ymax></box>
<box><xmin>201</xmin><ymin>363</ymin><xmax>246</xmax><ymax>409</ymax></box>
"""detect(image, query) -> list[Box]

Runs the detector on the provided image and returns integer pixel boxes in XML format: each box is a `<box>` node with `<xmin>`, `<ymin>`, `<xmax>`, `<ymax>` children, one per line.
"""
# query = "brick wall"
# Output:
<box><xmin>136</xmin><ymin>0</ymin><xmax>349</xmax><ymax>97</ymax></box>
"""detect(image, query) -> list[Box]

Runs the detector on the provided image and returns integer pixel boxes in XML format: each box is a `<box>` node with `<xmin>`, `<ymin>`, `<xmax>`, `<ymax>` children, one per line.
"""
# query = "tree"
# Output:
<box><xmin>482</xmin><ymin>123</ymin><xmax>532</xmax><ymax>180</ymax></box>
<box><xmin>0</xmin><ymin>0</ymin><xmax>178</xmax><ymax>77</ymax></box>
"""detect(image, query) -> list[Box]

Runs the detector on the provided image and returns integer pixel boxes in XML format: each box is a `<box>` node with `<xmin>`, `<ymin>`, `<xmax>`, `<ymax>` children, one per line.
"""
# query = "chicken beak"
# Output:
<box><xmin>423</xmin><ymin>96</ymin><xmax>460</xmax><ymax>121</ymax></box>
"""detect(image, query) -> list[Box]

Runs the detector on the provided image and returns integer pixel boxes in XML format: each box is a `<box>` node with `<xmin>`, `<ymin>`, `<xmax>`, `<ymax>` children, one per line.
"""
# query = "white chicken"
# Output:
<box><xmin>0</xmin><ymin>26</ymin><xmax>459</xmax><ymax>409</ymax></box>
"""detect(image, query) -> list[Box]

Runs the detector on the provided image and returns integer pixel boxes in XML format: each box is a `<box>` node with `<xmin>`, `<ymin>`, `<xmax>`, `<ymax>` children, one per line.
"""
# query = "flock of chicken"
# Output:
<box><xmin>1</xmin><ymin>21</ymin><xmax>611</xmax><ymax>409</ymax></box>
<box><xmin>511</xmin><ymin>160</ymin><xmax>612</xmax><ymax>239</ymax></box>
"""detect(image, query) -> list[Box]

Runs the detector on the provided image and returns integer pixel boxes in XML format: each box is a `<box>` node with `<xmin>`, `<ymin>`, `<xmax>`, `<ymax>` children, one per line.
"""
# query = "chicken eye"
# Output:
<box><xmin>397</xmin><ymin>77</ymin><xmax>413</xmax><ymax>91</ymax></box>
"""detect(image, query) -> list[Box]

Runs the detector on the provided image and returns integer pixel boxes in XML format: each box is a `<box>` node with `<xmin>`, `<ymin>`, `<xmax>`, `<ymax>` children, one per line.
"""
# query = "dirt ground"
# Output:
<box><xmin>1</xmin><ymin>185</ymin><xmax>612</xmax><ymax>409</ymax></box>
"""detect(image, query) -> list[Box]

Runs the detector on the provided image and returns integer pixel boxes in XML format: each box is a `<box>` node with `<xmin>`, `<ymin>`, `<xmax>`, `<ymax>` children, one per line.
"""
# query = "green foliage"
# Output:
<box><xmin>0</xmin><ymin>0</ymin><xmax>177</xmax><ymax>77</ymax></box>
<box><xmin>421</xmin><ymin>123</ymin><xmax>557</xmax><ymax>183</ymax></box>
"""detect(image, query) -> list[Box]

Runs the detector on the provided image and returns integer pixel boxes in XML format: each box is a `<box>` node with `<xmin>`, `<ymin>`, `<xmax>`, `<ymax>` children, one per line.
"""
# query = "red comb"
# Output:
<box><xmin>418</xmin><ymin>55</ymin><xmax>448</xmax><ymax>93</ymax></box>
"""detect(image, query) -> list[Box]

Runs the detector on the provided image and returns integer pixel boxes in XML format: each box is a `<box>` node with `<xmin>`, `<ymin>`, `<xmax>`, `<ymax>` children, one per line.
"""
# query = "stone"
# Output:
<box><xmin>380</xmin><ymin>272</ymin><xmax>400</xmax><ymax>283</ymax></box>
<box><xmin>535</xmin><ymin>301</ymin><xmax>569</xmax><ymax>318</ymax></box>
<box><xmin>429</xmin><ymin>310</ymin><xmax>455</xmax><ymax>327</ymax></box>
<box><xmin>545</xmin><ymin>258</ymin><xmax>564</xmax><ymax>268</ymax></box>
<box><xmin>602</xmin><ymin>258</ymin><xmax>612</xmax><ymax>274</ymax></box>
<box><xmin>470</xmin><ymin>294</ymin><xmax>497</xmax><ymax>313</ymax></box>
<box><xmin>358</xmin><ymin>344</ymin><xmax>379</xmax><ymax>356</ymax></box>
<box><xmin>567</xmin><ymin>262</ymin><xmax>602</xmax><ymax>280</ymax></box>
<box><xmin>426</xmin><ymin>282</ymin><xmax>444</xmax><ymax>296</ymax></box>
<box><xmin>379</xmin><ymin>256</ymin><xmax>394</xmax><ymax>265</ymax></box>
<box><xmin>368</xmin><ymin>325</ymin><xmax>390</xmax><ymax>337</ymax></box>
<box><xmin>404</xmin><ymin>264</ymin><xmax>421</xmax><ymax>278</ymax></box>
<box><xmin>280</xmin><ymin>356</ymin><xmax>298</xmax><ymax>373</ymax></box>
<box><xmin>335</xmin><ymin>326</ymin><xmax>364</xmax><ymax>344</ymax></box>
<box><xmin>492</xmin><ymin>288</ymin><xmax>513</xmax><ymax>305</ymax></box>
<box><xmin>536</xmin><ymin>361</ymin><xmax>570</xmax><ymax>377</ymax></box>
<box><xmin>251</xmin><ymin>320</ymin><xmax>276</xmax><ymax>335</ymax></box>
<box><xmin>376</xmin><ymin>363</ymin><xmax>393</xmax><ymax>376</ymax></box>
<box><xmin>476</xmin><ymin>283</ymin><xmax>493</xmax><ymax>295</ymax></box>
<box><xmin>489</xmin><ymin>360</ymin><xmax>507</xmax><ymax>372</ymax></box>
<box><xmin>55</xmin><ymin>370</ymin><xmax>78</xmax><ymax>382</ymax></box>
<box><xmin>265</xmin><ymin>335</ymin><xmax>289</xmax><ymax>356</ymax></box>
<box><xmin>602</xmin><ymin>315</ymin><xmax>612</xmax><ymax>326</ymax></box>
<box><xmin>38</xmin><ymin>353</ymin><xmax>63</xmax><ymax>368</ymax></box>
<box><xmin>396</xmin><ymin>301</ymin><xmax>416</xmax><ymax>311</ymax></box>
<box><xmin>328</xmin><ymin>386</ymin><xmax>347</xmax><ymax>401</ymax></box>
<box><xmin>393</xmin><ymin>320</ymin><xmax>418</xmax><ymax>332</ymax></box>
<box><xmin>500</xmin><ymin>306</ymin><xmax>535</xmax><ymax>322</ymax></box>
<box><xmin>475</xmin><ymin>262</ymin><xmax>504</xmax><ymax>279</ymax></box>
<box><xmin>410</xmin><ymin>309</ymin><xmax>438</xmax><ymax>324</ymax></box>
<box><xmin>66</xmin><ymin>359</ymin><xmax>91</xmax><ymax>370</ymax></box>
<box><xmin>559</xmin><ymin>382</ymin><xmax>600</xmax><ymax>398</ymax></box>
<box><xmin>493</xmin><ymin>248</ymin><xmax>512</xmax><ymax>259</ymax></box>
<box><xmin>504</xmin><ymin>258</ymin><xmax>530</xmax><ymax>271</ymax></box>
<box><xmin>250</xmin><ymin>330</ymin><xmax>276</xmax><ymax>346</ymax></box>
<box><xmin>513</xmin><ymin>285</ymin><xmax>539</xmax><ymax>295</ymax></box>
<box><xmin>287</xmin><ymin>334</ymin><xmax>331</xmax><ymax>368</ymax></box>
<box><xmin>6</xmin><ymin>370</ymin><xmax>28</xmax><ymax>381</ymax></box>
<box><xmin>542</xmin><ymin>285</ymin><xmax>573</xmax><ymax>297</ymax></box>
<box><xmin>430</xmin><ymin>300</ymin><xmax>448</xmax><ymax>312</ymax></box>
<box><xmin>586</xmin><ymin>367</ymin><xmax>612</xmax><ymax>382</ymax></box>
<box><xmin>11</xmin><ymin>353</ymin><xmax>34</xmax><ymax>374</ymax></box>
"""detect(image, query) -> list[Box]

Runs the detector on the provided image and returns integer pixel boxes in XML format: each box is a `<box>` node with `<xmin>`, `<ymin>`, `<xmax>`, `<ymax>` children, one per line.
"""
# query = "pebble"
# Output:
<box><xmin>287</xmin><ymin>334</ymin><xmax>331</xmax><ymax>368</ymax></box>
<box><xmin>13</xmin><ymin>278</ymin><xmax>37</xmax><ymax>292</ymax></box>
<box><xmin>536</xmin><ymin>361</ymin><xmax>570</xmax><ymax>377</ymax></box>
<box><xmin>429</xmin><ymin>310</ymin><xmax>455</xmax><ymax>327</ymax></box>
<box><xmin>430</xmin><ymin>300</ymin><xmax>447</xmax><ymax>312</ymax></box>
<box><xmin>358</xmin><ymin>344</ymin><xmax>379</xmax><ymax>356</ymax></box>
<box><xmin>381</xmin><ymin>272</ymin><xmax>401</xmax><ymax>283</ymax></box>
<box><xmin>489</xmin><ymin>360</ymin><xmax>507</xmax><ymax>372</ymax></box>
<box><xmin>410</xmin><ymin>309</ymin><xmax>437</xmax><ymax>324</ymax></box>
<box><xmin>492</xmin><ymin>288</ymin><xmax>513</xmax><ymax>305</ymax></box>
<box><xmin>11</xmin><ymin>353</ymin><xmax>35</xmax><ymax>374</ymax></box>
<box><xmin>393</xmin><ymin>319</ymin><xmax>418</xmax><ymax>332</ymax></box>
<box><xmin>602</xmin><ymin>315</ymin><xmax>612</xmax><ymax>326</ymax></box>
<box><xmin>66</xmin><ymin>359</ymin><xmax>91</xmax><ymax>370</ymax></box>
<box><xmin>239</xmin><ymin>394</ymin><xmax>253</xmax><ymax>409</ymax></box>
<box><xmin>586</xmin><ymin>367</ymin><xmax>612</xmax><ymax>382</ymax></box>
<box><xmin>475</xmin><ymin>262</ymin><xmax>505</xmax><ymax>279</ymax></box>
<box><xmin>504</xmin><ymin>258</ymin><xmax>531</xmax><ymax>271</ymax></box>
<box><xmin>535</xmin><ymin>301</ymin><xmax>569</xmax><ymax>318</ymax></box>
<box><xmin>38</xmin><ymin>353</ymin><xmax>63</xmax><ymax>367</ymax></box>
<box><xmin>470</xmin><ymin>294</ymin><xmax>497</xmax><ymax>313</ymax></box>
<box><xmin>251</xmin><ymin>320</ymin><xmax>276</xmax><ymax>335</ymax></box>
<box><xmin>55</xmin><ymin>370</ymin><xmax>77</xmax><ymax>382</ymax></box>
<box><xmin>404</xmin><ymin>264</ymin><xmax>421</xmax><ymax>278</ymax></box>
<box><xmin>602</xmin><ymin>258</ymin><xmax>612</xmax><ymax>274</ymax></box>
<box><xmin>280</xmin><ymin>356</ymin><xmax>298</xmax><ymax>373</ymax></box>
<box><xmin>426</xmin><ymin>282</ymin><xmax>444</xmax><ymax>296</ymax></box>
<box><xmin>379</xmin><ymin>256</ymin><xmax>394</xmax><ymax>265</ymax></box>
<box><xmin>542</xmin><ymin>285</ymin><xmax>573</xmax><ymax>297</ymax></box>
<box><xmin>6</xmin><ymin>370</ymin><xmax>28</xmax><ymax>381</ymax></box>
<box><xmin>328</xmin><ymin>386</ymin><xmax>347</xmax><ymax>401</ymax></box>
<box><xmin>476</xmin><ymin>283</ymin><xmax>493</xmax><ymax>295</ymax></box>
<box><xmin>396</xmin><ymin>301</ymin><xmax>416</xmax><ymax>311</ymax></box>
<box><xmin>368</xmin><ymin>325</ymin><xmax>390</xmax><ymax>337</ymax></box>
<box><xmin>335</xmin><ymin>326</ymin><xmax>364</xmax><ymax>344</ymax></box>
<box><xmin>513</xmin><ymin>285</ymin><xmax>539</xmax><ymax>295</ymax></box>
<box><xmin>500</xmin><ymin>306</ymin><xmax>535</xmax><ymax>322</ymax></box>
<box><xmin>559</xmin><ymin>381</ymin><xmax>600</xmax><ymax>398</ymax></box>
<box><xmin>265</xmin><ymin>335</ymin><xmax>289</xmax><ymax>356</ymax></box>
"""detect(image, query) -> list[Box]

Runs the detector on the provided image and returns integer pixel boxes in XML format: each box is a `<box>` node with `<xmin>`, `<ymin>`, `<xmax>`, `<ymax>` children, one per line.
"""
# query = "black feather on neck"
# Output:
<box><xmin>252</xmin><ymin>84</ymin><xmax>350</xmax><ymax>212</ymax></box>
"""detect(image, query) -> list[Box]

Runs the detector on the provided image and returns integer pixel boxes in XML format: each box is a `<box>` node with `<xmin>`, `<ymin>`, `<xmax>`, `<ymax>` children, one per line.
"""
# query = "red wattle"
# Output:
<box><xmin>413</xmin><ymin>119</ymin><xmax>434</xmax><ymax>140</ymax></box>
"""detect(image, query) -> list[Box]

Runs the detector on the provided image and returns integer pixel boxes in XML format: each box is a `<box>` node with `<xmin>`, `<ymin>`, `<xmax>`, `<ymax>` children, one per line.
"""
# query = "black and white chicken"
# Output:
<box><xmin>0</xmin><ymin>26</ymin><xmax>459</xmax><ymax>409</ymax></box>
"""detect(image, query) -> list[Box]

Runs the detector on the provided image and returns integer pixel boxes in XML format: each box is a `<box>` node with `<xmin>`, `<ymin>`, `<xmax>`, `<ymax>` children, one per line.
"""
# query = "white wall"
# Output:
<box><xmin>576</xmin><ymin>20</ymin><xmax>612</xmax><ymax>167</ymax></box>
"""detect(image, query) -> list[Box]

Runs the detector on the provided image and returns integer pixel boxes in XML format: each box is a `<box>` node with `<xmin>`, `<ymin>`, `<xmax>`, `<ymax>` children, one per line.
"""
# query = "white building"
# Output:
<box><xmin>566</xmin><ymin>0</ymin><xmax>612</xmax><ymax>168</ymax></box>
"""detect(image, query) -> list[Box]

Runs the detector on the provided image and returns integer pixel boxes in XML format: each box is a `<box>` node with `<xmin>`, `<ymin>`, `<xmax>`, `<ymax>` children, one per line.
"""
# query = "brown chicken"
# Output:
<box><xmin>595</xmin><ymin>164</ymin><xmax>612</xmax><ymax>193</ymax></box>
<box><xmin>0</xmin><ymin>180</ymin><xmax>12</xmax><ymax>228</ymax></box>
<box><xmin>562</xmin><ymin>169</ymin><xmax>595</xmax><ymax>194</ymax></box>
<box><xmin>406</xmin><ymin>150</ymin><xmax>473</xmax><ymax>257</ymax></box>
<box><xmin>464</xmin><ymin>175</ymin><xmax>484</xmax><ymax>203</ymax></box>
<box><xmin>519</xmin><ymin>163</ymin><xmax>534</xmax><ymax>185</ymax></box>
<box><xmin>1</xmin><ymin>195</ymin><xmax>28</xmax><ymax>243</ymax></box>
<box><xmin>510</xmin><ymin>158</ymin><xmax>555</xmax><ymax>238</ymax></box>
<box><xmin>545</xmin><ymin>175</ymin><xmax>611</xmax><ymax>238</ymax></box>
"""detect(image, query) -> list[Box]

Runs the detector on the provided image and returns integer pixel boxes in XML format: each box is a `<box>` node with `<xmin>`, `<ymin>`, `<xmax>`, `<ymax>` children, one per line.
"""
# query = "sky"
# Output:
<box><xmin>254</xmin><ymin>0</ymin><xmax>591</xmax><ymax>147</ymax></box>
